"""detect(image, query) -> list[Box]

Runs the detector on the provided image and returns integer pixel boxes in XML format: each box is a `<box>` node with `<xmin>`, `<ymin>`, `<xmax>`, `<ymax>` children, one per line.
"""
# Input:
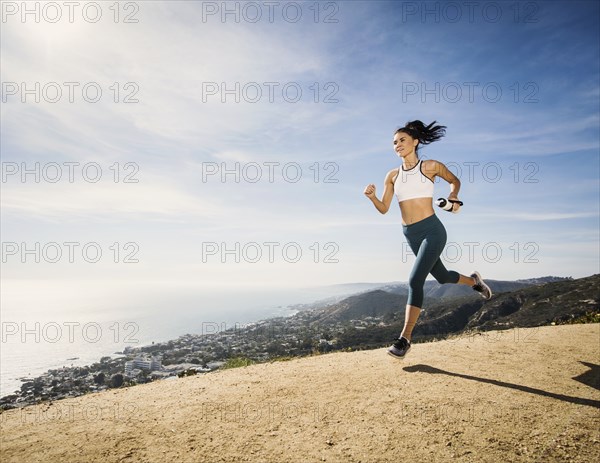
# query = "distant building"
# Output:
<box><xmin>125</xmin><ymin>356</ymin><xmax>162</xmax><ymax>376</ymax></box>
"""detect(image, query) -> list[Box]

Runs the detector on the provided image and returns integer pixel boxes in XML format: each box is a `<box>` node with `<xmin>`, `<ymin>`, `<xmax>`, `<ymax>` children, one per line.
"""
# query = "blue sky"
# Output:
<box><xmin>1</xmin><ymin>0</ymin><xmax>599</xmax><ymax>301</ymax></box>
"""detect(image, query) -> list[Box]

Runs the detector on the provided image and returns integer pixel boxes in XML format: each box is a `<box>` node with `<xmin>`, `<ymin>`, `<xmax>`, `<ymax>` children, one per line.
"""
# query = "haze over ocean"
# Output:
<box><xmin>1</xmin><ymin>2</ymin><xmax>599</xmax><ymax>394</ymax></box>
<box><xmin>0</xmin><ymin>280</ymin><xmax>360</xmax><ymax>396</ymax></box>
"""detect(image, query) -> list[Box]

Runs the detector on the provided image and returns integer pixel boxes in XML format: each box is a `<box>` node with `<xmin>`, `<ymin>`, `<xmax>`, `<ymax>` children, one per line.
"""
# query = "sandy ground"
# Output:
<box><xmin>1</xmin><ymin>324</ymin><xmax>599</xmax><ymax>463</ymax></box>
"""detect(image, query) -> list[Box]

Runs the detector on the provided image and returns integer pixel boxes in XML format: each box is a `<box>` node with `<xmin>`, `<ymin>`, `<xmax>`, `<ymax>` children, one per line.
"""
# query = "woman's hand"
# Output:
<box><xmin>447</xmin><ymin>195</ymin><xmax>461</xmax><ymax>212</ymax></box>
<box><xmin>365</xmin><ymin>170</ymin><xmax>396</xmax><ymax>214</ymax></box>
<box><xmin>364</xmin><ymin>184</ymin><xmax>377</xmax><ymax>200</ymax></box>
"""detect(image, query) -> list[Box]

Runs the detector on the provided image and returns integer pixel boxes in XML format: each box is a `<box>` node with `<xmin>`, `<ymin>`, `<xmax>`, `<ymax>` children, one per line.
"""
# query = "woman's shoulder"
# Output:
<box><xmin>386</xmin><ymin>167</ymin><xmax>401</xmax><ymax>182</ymax></box>
<box><xmin>421</xmin><ymin>158</ymin><xmax>441</xmax><ymax>167</ymax></box>
<box><xmin>421</xmin><ymin>158</ymin><xmax>444</xmax><ymax>177</ymax></box>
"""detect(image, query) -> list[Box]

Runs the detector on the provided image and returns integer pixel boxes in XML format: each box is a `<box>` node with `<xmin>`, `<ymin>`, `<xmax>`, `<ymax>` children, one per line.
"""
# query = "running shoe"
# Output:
<box><xmin>387</xmin><ymin>336</ymin><xmax>411</xmax><ymax>359</ymax></box>
<box><xmin>471</xmin><ymin>271</ymin><xmax>492</xmax><ymax>299</ymax></box>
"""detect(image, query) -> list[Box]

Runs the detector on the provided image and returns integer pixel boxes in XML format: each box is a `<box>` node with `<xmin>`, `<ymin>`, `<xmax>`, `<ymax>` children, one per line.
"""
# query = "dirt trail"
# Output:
<box><xmin>1</xmin><ymin>324</ymin><xmax>599</xmax><ymax>463</ymax></box>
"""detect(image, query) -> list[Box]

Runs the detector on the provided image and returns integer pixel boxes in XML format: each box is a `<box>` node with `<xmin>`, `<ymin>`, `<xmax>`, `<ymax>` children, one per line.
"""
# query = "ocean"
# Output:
<box><xmin>0</xmin><ymin>279</ymin><xmax>348</xmax><ymax>397</ymax></box>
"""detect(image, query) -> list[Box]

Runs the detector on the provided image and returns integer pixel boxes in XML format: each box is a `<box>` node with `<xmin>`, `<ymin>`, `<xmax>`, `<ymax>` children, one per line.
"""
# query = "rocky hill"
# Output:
<box><xmin>290</xmin><ymin>276</ymin><xmax>570</xmax><ymax>315</ymax></box>
<box><xmin>310</xmin><ymin>289</ymin><xmax>407</xmax><ymax>324</ymax></box>
<box><xmin>310</xmin><ymin>275</ymin><xmax>599</xmax><ymax>339</ymax></box>
<box><xmin>380</xmin><ymin>275</ymin><xmax>571</xmax><ymax>300</ymax></box>
<box><xmin>1</xmin><ymin>324</ymin><xmax>598</xmax><ymax>463</ymax></box>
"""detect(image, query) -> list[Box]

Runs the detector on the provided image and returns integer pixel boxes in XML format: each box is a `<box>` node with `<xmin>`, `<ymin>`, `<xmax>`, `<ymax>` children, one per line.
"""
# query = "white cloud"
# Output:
<box><xmin>0</xmin><ymin>175</ymin><xmax>223</xmax><ymax>223</ymax></box>
<box><xmin>476</xmin><ymin>211</ymin><xmax>599</xmax><ymax>221</ymax></box>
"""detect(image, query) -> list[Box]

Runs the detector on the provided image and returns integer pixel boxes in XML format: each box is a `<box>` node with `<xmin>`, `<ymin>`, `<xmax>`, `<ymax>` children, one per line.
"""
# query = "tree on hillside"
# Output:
<box><xmin>321</xmin><ymin>327</ymin><xmax>333</xmax><ymax>341</ymax></box>
<box><xmin>94</xmin><ymin>372</ymin><xmax>105</xmax><ymax>385</ymax></box>
<box><xmin>110</xmin><ymin>374</ymin><xmax>124</xmax><ymax>388</ymax></box>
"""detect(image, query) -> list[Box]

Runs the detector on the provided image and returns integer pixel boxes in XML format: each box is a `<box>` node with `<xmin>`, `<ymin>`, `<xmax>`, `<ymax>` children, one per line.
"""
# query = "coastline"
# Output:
<box><xmin>0</xmin><ymin>305</ymin><xmax>305</xmax><ymax>407</ymax></box>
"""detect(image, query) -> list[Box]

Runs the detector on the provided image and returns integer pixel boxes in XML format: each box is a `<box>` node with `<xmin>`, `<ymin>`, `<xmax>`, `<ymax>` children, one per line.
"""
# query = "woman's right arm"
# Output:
<box><xmin>363</xmin><ymin>169</ymin><xmax>397</xmax><ymax>214</ymax></box>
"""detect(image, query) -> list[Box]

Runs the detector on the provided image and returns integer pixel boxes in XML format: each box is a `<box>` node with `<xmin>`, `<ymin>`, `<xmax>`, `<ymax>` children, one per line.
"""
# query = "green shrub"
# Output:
<box><xmin>178</xmin><ymin>368</ymin><xmax>198</xmax><ymax>377</ymax></box>
<box><xmin>221</xmin><ymin>357</ymin><xmax>256</xmax><ymax>370</ymax></box>
<box><xmin>554</xmin><ymin>311</ymin><xmax>600</xmax><ymax>325</ymax></box>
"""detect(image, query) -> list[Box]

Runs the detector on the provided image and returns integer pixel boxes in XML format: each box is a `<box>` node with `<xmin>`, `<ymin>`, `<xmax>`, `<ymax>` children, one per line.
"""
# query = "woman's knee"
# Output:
<box><xmin>407</xmin><ymin>291</ymin><xmax>424</xmax><ymax>308</ymax></box>
<box><xmin>407</xmin><ymin>279</ymin><xmax>425</xmax><ymax>307</ymax></box>
<box><xmin>432</xmin><ymin>269</ymin><xmax>460</xmax><ymax>284</ymax></box>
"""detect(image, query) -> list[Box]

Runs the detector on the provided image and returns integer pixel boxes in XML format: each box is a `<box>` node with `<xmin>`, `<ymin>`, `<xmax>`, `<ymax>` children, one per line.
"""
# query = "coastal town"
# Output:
<box><xmin>0</xmin><ymin>307</ymin><xmax>381</xmax><ymax>410</ymax></box>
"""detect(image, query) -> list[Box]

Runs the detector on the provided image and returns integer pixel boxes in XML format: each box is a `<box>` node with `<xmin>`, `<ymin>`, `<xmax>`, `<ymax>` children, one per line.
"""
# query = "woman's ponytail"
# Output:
<box><xmin>395</xmin><ymin>120</ymin><xmax>446</xmax><ymax>150</ymax></box>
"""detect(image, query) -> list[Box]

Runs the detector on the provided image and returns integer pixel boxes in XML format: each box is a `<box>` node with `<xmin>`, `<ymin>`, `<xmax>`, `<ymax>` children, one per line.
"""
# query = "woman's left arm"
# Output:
<box><xmin>426</xmin><ymin>159</ymin><xmax>461</xmax><ymax>205</ymax></box>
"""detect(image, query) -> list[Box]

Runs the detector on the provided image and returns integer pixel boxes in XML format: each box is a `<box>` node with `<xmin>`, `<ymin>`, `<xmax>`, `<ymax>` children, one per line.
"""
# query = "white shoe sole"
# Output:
<box><xmin>472</xmin><ymin>271</ymin><xmax>492</xmax><ymax>299</ymax></box>
<box><xmin>387</xmin><ymin>346</ymin><xmax>411</xmax><ymax>359</ymax></box>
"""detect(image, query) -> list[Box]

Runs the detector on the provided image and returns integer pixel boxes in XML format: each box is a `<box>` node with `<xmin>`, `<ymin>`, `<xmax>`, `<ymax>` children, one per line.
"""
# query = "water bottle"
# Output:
<box><xmin>436</xmin><ymin>198</ymin><xmax>463</xmax><ymax>213</ymax></box>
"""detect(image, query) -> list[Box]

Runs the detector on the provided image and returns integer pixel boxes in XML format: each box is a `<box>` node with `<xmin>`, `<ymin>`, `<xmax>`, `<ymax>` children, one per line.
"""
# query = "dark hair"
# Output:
<box><xmin>395</xmin><ymin>120</ymin><xmax>446</xmax><ymax>151</ymax></box>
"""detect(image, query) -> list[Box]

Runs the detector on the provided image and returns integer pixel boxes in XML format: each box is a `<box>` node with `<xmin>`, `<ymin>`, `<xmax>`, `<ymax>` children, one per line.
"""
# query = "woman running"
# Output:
<box><xmin>363</xmin><ymin>120</ymin><xmax>492</xmax><ymax>359</ymax></box>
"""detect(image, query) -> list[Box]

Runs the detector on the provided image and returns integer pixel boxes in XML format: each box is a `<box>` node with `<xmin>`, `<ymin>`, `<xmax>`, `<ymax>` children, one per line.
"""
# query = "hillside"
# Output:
<box><xmin>291</xmin><ymin>276</ymin><xmax>570</xmax><ymax>315</ymax></box>
<box><xmin>1</xmin><ymin>324</ymin><xmax>598</xmax><ymax>463</ymax></box>
<box><xmin>312</xmin><ymin>289</ymin><xmax>407</xmax><ymax>323</ymax></box>
<box><xmin>380</xmin><ymin>276</ymin><xmax>570</xmax><ymax>300</ymax></box>
<box><xmin>310</xmin><ymin>274</ymin><xmax>599</xmax><ymax>337</ymax></box>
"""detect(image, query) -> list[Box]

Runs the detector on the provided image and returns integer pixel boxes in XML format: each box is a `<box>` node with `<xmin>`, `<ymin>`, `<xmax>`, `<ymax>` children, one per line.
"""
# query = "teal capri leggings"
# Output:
<box><xmin>403</xmin><ymin>213</ymin><xmax>460</xmax><ymax>308</ymax></box>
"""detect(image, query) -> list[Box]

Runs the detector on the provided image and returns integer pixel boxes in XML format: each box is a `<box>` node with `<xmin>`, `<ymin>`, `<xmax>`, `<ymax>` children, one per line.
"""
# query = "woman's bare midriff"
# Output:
<box><xmin>399</xmin><ymin>197</ymin><xmax>435</xmax><ymax>225</ymax></box>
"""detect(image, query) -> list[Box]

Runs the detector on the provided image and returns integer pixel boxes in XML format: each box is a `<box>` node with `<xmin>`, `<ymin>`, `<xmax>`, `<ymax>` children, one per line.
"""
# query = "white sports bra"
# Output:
<box><xmin>393</xmin><ymin>160</ymin><xmax>434</xmax><ymax>202</ymax></box>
